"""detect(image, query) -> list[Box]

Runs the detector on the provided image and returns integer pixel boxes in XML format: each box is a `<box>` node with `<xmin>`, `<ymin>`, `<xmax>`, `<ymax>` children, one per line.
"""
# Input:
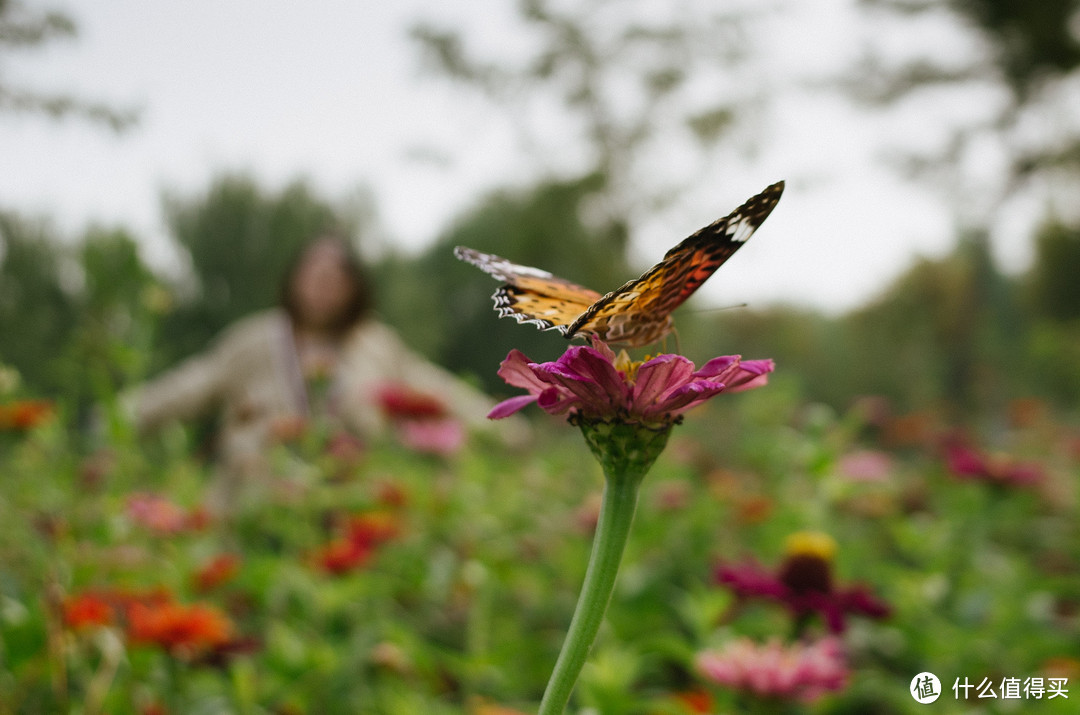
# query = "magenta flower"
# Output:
<box><xmin>716</xmin><ymin>532</ymin><xmax>890</xmax><ymax>634</ymax></box>
<box><xmin>489</xmin><ymin>336</ymin><xmax>773</xmax><ymax>427</ymax></box>
<box><xmin>695</xmin><ymin>636</ymin><xmax>848</xmax><ymax>702</ymax></box>
<box><xmin>944</xmin><ymin>440</ymin><xmax>1044</xmax><ymax>487</ymax></box>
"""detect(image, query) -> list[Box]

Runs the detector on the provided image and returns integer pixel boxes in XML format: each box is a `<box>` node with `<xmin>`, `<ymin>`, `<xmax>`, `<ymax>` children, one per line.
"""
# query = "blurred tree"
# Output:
<box><xmin>0</xmin><ymin>212</ymin><xmax>78</xmax><ymax>395</ymax></box>
<box><xmin>0</xmin><ymin>0</ymin><xmax>135</xmax><ymax>130</ymax></box>
<box><xmin>61</xmin><ymin>227</ymin><xmax>162</xmax><ymax>409</ymax></box>
<box><xmin>840</xmin><ymin>231</ymin><xmax>1018</xmax><ymax>412</ymax></box>
<box><xmin>1021</xmin><ymin>219</ymin><xmax>1080</xmax><ymax>404</ymax></box>
<box><xmin>1026</xmin><ymin>219</ymin><xmax>1080</xmax><ymax>323</ymax></box>
<box><xmin>375</xmin><ymin>174</ymin><xmax>631</xmax><ymax>394</ymax></box>
<box><xmin>411</xmin><ymin>0</ymin><xmax>761</xmax><ymax>261</ymax></box>
<box><xmin>156</xmin><ymin>174</ymin><xmax>344</xmax><ymax>368</ymax></box>
<box><xmin>851</xmin><ymin>0</ymin><xmax>1080</xmax><ymax>187</ymax></box>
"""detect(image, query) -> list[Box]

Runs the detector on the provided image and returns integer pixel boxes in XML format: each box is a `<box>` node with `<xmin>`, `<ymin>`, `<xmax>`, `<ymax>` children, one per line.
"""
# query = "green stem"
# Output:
<box><xmin>537</xmin><ymin>470</ymin><xmax>644</xmax><ymax>715</ymax></box>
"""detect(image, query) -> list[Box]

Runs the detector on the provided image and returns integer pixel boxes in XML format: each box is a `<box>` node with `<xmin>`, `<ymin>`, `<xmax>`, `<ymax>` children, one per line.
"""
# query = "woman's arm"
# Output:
<box><xmin>125</xmin><ymin>340</ymin><xmax>228</xmax><ymax>433</ymax></box>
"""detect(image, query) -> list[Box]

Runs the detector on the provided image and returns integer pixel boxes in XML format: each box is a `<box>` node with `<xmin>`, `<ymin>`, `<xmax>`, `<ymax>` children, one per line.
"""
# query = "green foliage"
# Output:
<box><xmin>1026</xmin><ymin>220</ymin><xmax>1080</xmax><ymax>323</ymax></box>
<box><xmin>0</xmin><ymin>213</ymin><xmax>80</xmax><ymax>396</ymax></box>
<box><xmin>947</xmin><ymin>0</ymin><xmax>1080</xmax><ymax>95</ymax></box>
<box><xmin>2</xmin><ymin>363</ymin><xmax>1077</xmax><ymax>713</ymax></box>
<box><xmin>0</xmin><ymin>218</ymin><xmax>164</xmax><ymax>417</ymax></box>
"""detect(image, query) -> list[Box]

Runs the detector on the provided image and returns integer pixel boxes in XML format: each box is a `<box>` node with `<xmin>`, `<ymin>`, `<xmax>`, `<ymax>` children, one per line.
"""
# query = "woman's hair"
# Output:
<box><xmin>279</xmin><ymin>232</ymin><xmax>375</xmax><ymax>334</ymax></box>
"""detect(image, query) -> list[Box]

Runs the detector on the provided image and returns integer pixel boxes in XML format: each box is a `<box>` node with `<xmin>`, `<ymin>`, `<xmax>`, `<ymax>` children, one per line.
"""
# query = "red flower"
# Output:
<box><xmin>715</xmin><ymin>532</ymin><xmax>890</xmax><ymax>633</ymax></box>
<box><xmin>944</xmin><ymin>440</ymin><xmax>1044</xmax><ymax>487</ymax></box>
<box><xmin>312</xmin><ymin>537</ymin><xmax>375</xmax><ymax>574</ymax></box>
<box><xmin>62</xmin><ymin>593</ymin><xmax>114</xmax><ymax>630</ymax></box>
<box><xmin>346</xmin><ymin>511</ymin><xmax>400</xmax><ymax>546</ymax></box>
<box><xmin>0</xmin><ymin>399</ymin><xmax>54</xmax><ymax>430</ymax></box>
<box><xmin>376</xmin><ymin>383</ymin><xmax>449</xmax><ymax>421</ymax></box>
<box><xmin>312</xmin><ymin>512</ymin><xmax>400</xmax><ymax>575</ymax></box>
<box><xmin>376</xmin><ymin>383</ymin><xmax>465</xmax><ymax>455</ymax></box>
<box><xmin>673</xmin><ymin>689</ymin><xmax>714</xmax><ymax>713</ymax></box>
<box><xmin>127</xmin><ymin>601</ymin><xmax>234</xmax><ymax>656</ymax></box>
<box><xmin>193</xmin><ymin>554</ymin><xmax>240</xmax><ymax>593</ymax></box>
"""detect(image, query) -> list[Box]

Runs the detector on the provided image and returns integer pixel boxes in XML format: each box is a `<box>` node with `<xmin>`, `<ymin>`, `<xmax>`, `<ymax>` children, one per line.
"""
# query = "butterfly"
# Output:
<box><xmin>454</xmin><ymin>180</ymin><xmax>784</xmax><ymax>348</ymax></box>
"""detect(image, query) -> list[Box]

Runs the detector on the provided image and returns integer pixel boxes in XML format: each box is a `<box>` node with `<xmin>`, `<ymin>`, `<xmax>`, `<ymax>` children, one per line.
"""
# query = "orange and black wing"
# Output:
<box><xmin>566</xmin><ymin>180</ymin><xmax>784</xmax><ymax>347</ymax></box>
<box><xmin>453</xmin><ymin>246</ymin><xmax>602</xmax><ymax>334</ymax></box>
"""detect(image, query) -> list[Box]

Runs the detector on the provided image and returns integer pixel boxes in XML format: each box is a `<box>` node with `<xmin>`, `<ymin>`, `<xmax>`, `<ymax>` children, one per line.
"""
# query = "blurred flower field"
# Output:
<box><xmin>1</xmin><ymin>380</ymin><xmax>1078</xmax><ymax>714</ymax></box>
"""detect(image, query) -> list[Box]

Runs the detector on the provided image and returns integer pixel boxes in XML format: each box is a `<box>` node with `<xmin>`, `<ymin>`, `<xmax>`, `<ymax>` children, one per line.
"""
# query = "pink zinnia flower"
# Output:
<box><xmin>126</xmin><ymin>493</ymin><xmax>189</xmax><ymax>534</ymax></box>
<box><xmin>716</xmin><ymin>532</ymin><xmax>890</xmax><ymax>633</ymax></box>
<box><xmin>944</xmin><ymin>440</ymin><xmax>1044</xmax><ymax>487</ymax></box>
<box><xmin>398</xmin><ymin>418</ymin><xmax>466</xmax><ymax>456</ymax></box>
<box><xmin>489</xmin><ymin>336</ymin><xmax>773</xmax><ymax>427</ymax></box>
<box><xmin>695</xmin><ymin>636</ymin><xmax>848</xmax><ymax>702</ymax></box>
<box><xmin>126</xmin><ymin>493</ymin><xmax>210</xmax><ymax>534</ymax></box>
<box><xmin>836</xmin><ymin>449</ymin><xmax>893</xmax><ymax>483</ymax></box>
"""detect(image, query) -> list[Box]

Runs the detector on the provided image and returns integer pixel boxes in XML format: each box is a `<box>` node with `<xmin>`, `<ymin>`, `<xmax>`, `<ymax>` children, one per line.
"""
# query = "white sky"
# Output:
<box><xmin>0</xmin><ymin>0</ymin><xmax>1051</xmax><ymax>313</ymax></box>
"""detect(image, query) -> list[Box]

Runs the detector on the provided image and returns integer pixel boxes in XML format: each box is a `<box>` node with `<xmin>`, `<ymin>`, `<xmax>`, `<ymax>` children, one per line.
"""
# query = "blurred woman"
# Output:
<box><xmin>129</xmin><ymin>233</ymin><xmax>520</xmax><ymax>511</ymax></box>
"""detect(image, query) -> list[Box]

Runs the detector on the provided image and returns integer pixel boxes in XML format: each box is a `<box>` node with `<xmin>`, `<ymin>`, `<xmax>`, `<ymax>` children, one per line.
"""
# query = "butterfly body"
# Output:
<box><xmin>455</xmin><ymin>180</ymin><xmax>784</xmax><ymax>348</ymax></box>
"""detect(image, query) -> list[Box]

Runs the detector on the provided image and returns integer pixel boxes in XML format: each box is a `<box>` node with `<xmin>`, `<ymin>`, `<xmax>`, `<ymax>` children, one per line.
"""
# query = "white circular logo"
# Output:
<box><xmin>910</xmin><ymin>672</ymin><xmax>941</xmax><ymax>703</ymax></box>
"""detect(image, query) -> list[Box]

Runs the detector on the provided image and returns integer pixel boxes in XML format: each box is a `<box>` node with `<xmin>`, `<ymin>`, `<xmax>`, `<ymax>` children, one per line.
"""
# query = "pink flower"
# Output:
<box><xmin>695</xmin><ymin>636</ymin><xmax>848</xmax><ymax>702</ymax></box>
<box><xmin>126</xmin><ymin>493</ymin><xmax>189</xmax><ymax>534</ymax></box>
<box><xmin>489</xmin><ymin>336</ymin><xmax>773</xmax><ymax>427</ymax></box>
<box><xmin>398</xmin><ymin>418</ymin><xmax>465</xmax><ymax>456</ymax></box>
<box><xmin>125</xmin><ymin>493</ymin><xmax>210</xmax><ymax>534</ymax></box>
<box><xmin>944</xmin><ymin>440</ymin><xmax>1044</xmax><ymax>487</ymax></box>
<box><xmin>836</xmin><ymin>449</ymin><xmax>893</xmax><ymax>483</ymax></box>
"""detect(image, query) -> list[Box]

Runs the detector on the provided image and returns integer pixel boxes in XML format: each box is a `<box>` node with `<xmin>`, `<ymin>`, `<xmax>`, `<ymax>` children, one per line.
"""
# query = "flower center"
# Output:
<box><xmin>778</xmin><ymin>531</ymin><xmax>837</xmax><ymax>594</ymax></box>
<box><xmin>784</xmin><ymin>531</ymin><xmax>837</xmax><ymax>562</ymax></box>
<box><xmin>613</xmin><ymin>350</ymin><xmax>657</xmax><ymax>385</ymax></box>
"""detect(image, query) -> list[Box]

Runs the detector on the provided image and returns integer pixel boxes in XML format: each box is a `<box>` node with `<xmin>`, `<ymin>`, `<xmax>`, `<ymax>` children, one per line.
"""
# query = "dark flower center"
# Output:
<box><xmin>778</xmin><ymin>553</ymin><xmax>834</xmax><ymax>594</ymax></box>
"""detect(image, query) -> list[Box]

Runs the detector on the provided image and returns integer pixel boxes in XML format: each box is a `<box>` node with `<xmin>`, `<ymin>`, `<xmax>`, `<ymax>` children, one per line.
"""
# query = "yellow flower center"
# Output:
<box><xmin>783</xmin><ymin>531</ymin><xmax>837</xmax><ymax>563</ymax></box>
<box><xmin>613</xmin><ymin>350</ymin><xmax>641</xmax><ymax>382</ymax></box>
<box><xmin>613</xmin><ymin>351</ymin><xmax>658</xmax><ymax>384</ymax></box>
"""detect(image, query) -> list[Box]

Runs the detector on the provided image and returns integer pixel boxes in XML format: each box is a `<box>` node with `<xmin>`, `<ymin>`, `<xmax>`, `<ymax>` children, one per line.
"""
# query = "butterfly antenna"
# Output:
<box><xmin>690</xmin><ymin>302</ymin><xmax>749</xmax><ymax>315</ymax></box>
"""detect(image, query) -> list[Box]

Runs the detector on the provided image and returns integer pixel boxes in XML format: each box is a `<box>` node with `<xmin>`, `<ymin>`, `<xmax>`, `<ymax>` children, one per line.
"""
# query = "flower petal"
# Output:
<box><xmin>643</xmin><ymin>380</ymin><xmax>727</xmax><ymax>418</ymax></box>
<box><xmin>540</xmin><ymin>345</ymin><xmax>630</xmax><ymax>414</ymax></box>
<box><xmin>693</xmin><ymin>355</ymin><xmax>741</xmax><ymax>380</ymax></box>
<box><xmin>536</xmin><ymin>386</ymin><xmax>580</xmax><ymax>415</ymax></box>
<box><xmin>487</xmin><ymin>394</ymin><xmax>538</xmax><ymax>419</ymax></box>
<box><xmin>725</xmin><ymin>359</ymin><xmax>775</xmax><ymax>392</ymax></box>
<box><xmin>533</xmin><ymin>361</ymin><xmax>612</xmax><ymax>410</ymax></box>
<box><xmin>496</xmin><ymin>349</ymin><xmax>547</xmax><ymax>393</ymax></box>
<box><xmin>632</xmin><ymin>354</ymin><xmax>696</xmax><ymax>409</ymax></box>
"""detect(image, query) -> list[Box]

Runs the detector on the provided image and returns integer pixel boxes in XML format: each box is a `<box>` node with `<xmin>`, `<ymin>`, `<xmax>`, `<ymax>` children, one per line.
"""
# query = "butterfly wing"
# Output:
<box><xmin>454</xmin><ymin>246</ymin><xmax>602</xmax><ymax>333</ymax></box>
<box><xmin>567</xmin><ymin>180</ymin><xmax>785</xmax><ymax>346</ymax></box>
